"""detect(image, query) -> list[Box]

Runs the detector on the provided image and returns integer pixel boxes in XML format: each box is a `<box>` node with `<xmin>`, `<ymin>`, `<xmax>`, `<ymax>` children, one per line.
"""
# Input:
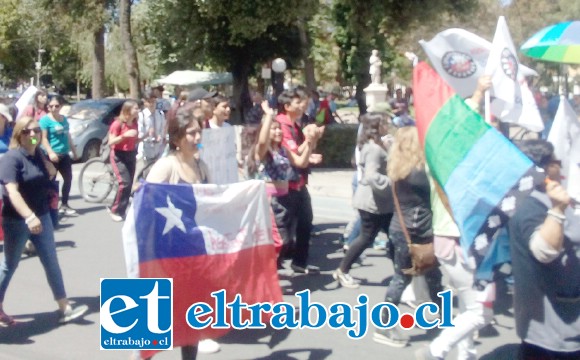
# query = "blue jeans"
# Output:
<box><xmin>0</xmin><ymin>213</ymin><xmax>66</xmax><ymax>303</ymax></box>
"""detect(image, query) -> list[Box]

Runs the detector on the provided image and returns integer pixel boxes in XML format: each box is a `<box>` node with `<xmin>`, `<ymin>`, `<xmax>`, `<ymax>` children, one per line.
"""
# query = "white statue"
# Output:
<box><xmin>369</xmin><ymin>49</ymin><xmax>382</xmax><ymax>85</ymax></box>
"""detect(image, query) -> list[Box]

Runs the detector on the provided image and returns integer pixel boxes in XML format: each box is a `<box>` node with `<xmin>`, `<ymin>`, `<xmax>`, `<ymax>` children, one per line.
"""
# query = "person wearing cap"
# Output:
<box><xmin>0</xmin><ymin>103</ymin><xmax>14</xmax><ymax>157</ymax></box>
<box><xmin>187</xmin><ymin>88</ymin><xmax>217</xmax><ymax>126</ymax></box>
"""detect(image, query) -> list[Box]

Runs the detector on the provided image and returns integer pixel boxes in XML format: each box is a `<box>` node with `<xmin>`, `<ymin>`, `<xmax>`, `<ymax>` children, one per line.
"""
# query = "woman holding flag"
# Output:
<box><xmin>145</xmin><ymin>102</ymin><xmax>213</xmax><ymax>358</ymax></box>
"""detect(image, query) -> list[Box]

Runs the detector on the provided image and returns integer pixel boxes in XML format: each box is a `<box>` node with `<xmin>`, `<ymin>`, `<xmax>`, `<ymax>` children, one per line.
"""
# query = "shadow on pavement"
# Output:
<box><xmin>249</xmin><ymin>348</ymin><xmax>333</xmax><ymax>360</ymax></box>
<box><xmin>480</xmin><ymin>343</ymin><xmax>519</xmax><ymax>359</ymax></box>
<box><xmin>0</xmin><ymin>296</ymin><xmax>98</xmax><ymax>344</ymax></box>
<box><xmin>0</xmin><ymin>240</ymin><xmax>76</xmax><ymax>256</ymax></box>
<box><xmin>219</xmin><ymin>326</ymin><xmax>292</xmax><ymax>349</ymax></box>
<box><xmin>72</xmin><ymin>205</ymin><xmax>108</xmax><ymax>216</ymax></box>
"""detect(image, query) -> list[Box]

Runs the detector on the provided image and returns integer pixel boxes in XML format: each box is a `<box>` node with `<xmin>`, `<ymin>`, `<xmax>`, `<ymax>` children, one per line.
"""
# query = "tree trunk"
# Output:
<box><xmin>297</xmin><ymin>19</ymin><xmax>316</xmax><ymax>91</ymax></box>
<box><xmin>92</xmin><ymin>26</ymin><xmax>106</xmax><ymax>99</ymax></box>
<box><xmin>119</xmin><ymin>0</ymin><xmax>141</xmax><ymax>99</ymax></box>
<box><xmin>230</xmin><ymin>60</ymin><xmax>252</xmax><ymax>125</ymax></box>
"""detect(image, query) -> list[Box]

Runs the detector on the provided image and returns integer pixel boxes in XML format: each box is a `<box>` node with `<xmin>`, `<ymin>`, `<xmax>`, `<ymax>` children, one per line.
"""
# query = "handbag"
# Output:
<box><xmin>392</xmin><ymin>181</ymin><xmax>438</xmax><ymax>276</ymax></box>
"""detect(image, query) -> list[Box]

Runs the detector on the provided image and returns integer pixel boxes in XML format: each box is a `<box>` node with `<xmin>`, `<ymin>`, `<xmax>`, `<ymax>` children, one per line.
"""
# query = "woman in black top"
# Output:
<box><xmin>0</xmin><ymin>116</ymin><xmax>88</xmax><ymax>326</ymax></box>
<box><xmin>373</xmin><ymin>126</ymin><xmax>442</xmax><ymax>348</ymax></box>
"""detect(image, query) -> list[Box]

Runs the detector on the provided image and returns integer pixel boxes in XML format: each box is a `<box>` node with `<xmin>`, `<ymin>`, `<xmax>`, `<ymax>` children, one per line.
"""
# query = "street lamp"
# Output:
<box><xmin>271</xmin><ymin>58</ymin><xmax>286</xmax><ymax>108</ymax></box>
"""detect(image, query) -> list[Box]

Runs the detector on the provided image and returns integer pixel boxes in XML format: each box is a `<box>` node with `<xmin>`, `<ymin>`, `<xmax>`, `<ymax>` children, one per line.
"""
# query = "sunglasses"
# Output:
<box><xmin>23</xmin><ymin>127</ymin><xmax>41</xmax><ymax>135</ymax></box>
<box><xmin>48</xmin><ymin>104</ymin><xmax>61</xmax><ymax>109</ymax></box>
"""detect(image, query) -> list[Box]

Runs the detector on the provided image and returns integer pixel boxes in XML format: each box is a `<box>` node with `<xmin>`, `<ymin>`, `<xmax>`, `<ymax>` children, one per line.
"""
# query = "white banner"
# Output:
<box><xmin>15</xmin><ymin>85</ymin><xmax>38</xmax><ymax>119</ymax></box>
<box><xmin>200</xmin><ymin>126</ymin><xmax>239</xmax><ymax>185</ymax></box>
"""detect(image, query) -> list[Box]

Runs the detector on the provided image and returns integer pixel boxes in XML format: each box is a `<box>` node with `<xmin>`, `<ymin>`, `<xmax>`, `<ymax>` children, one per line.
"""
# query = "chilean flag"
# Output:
<box><xmin>122</xmin><ymin>180</ymin><xmax>282</xmax><ymax>358</ymax></box>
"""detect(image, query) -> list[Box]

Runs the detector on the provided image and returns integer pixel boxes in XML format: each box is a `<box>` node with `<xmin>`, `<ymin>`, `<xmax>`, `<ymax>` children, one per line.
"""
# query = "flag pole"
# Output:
<box><xmin>484</xmin><ymin>90</ymin><xmax>491</xmax><ymax>125</ymax></box>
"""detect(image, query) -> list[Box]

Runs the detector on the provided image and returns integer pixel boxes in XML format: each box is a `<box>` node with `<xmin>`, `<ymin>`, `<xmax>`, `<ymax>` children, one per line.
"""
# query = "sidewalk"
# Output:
<box><xmin>307</xmin><ymin>168</ymin><xmax>354</xmax><ymax>199</ymax></box>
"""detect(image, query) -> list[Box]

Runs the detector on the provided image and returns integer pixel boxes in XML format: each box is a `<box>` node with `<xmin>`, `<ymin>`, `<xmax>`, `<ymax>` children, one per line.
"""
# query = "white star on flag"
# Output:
<box><xmin>155</xmin><ymin>196</ymin><xmax>186</xmax><ymax>235</ymax></box>
<box><xmin>487</xmin><ymin>215</ymin><xmax>501</xmax><ymax>229</ymax></box>
<box><xmin>474</xmin><ymin>234</ymin><xmax>489</xmax><ymax>252</ymax></box>
<box><xmin>518</xmin><ymin>176</ymin><xmax>534</xmax><ymax>192</ymax></box>
<box><xmin>501</xmin><ymin>196</ymin><xmax>516</xmax><ymax>212</ymax></box>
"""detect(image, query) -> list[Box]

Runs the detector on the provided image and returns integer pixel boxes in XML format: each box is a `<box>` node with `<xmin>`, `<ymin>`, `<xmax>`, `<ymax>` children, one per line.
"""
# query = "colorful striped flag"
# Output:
<box><xmin>122</xmin><ymin>180</ymin><xmax>282</xmax><ymax>358</ymax></box>
<box><xmin>413</xmin><ymin>62</ymin><xmax>542</xmax><ymax>285</ymax></box>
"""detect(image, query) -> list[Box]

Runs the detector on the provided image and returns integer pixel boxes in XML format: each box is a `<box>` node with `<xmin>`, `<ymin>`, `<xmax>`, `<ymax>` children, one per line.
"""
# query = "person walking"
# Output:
<box><xmin>146</xmin><ymin>102</ymin><xmax>214</xmax><ymax>358</ymax></box>
<box><xmin>0</xmin><ymin>116</ymin><xmax>88</xmax><ymax>326</ymax></box>
<box><xmin>40</xmin><ymin>96</ymin><xmax>78</xmax><ymax>215</ymax></box>
<box><xmin>415</xmin><ymin>173</ymin><xmax>493</xmax><ymax>359</ymax></box>
<box><xmin>333</xmin><ymin>112</ymin><xmax>393</xmax><ymax>288</ymax></box>
<box><xmin>275</xmin><ymin>89</ymin><xmax>323</xmax><ymax>274</ymax></box>
<box><xmin>373</xmin><ymin>126</ymin><xmax>442</xmax><ymax>348</ymax></box>
<box><xmin>509</xmin><ymin>140</ymin><xmax>580</xmax><ymax>360</ymax></box>
<box><xmin>108</xmin><ymin>100</ymin><xmax>139</xmax><ymax>222</ymax></box>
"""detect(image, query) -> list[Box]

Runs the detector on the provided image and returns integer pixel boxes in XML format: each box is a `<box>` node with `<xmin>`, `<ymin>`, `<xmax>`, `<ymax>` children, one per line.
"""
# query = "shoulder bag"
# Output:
<box><xmin>392</xmin><ymin>181</ymin><xmax>438</xmax><ymax>275</ymax></box>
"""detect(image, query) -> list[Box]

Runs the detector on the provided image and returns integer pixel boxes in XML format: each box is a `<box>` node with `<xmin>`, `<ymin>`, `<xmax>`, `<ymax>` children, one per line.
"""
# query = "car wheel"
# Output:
<box><xmin>82</xmin><ymin>139</ymin><xmax>102</xmax><ymax>162</ymax></box>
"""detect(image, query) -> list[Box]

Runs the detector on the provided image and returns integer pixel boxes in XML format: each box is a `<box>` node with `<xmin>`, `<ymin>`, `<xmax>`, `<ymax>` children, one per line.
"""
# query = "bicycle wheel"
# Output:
<box><xmin>79</xmin><ymin>158</ymin><xmax>115</xmax><ymax>203</ymax></box>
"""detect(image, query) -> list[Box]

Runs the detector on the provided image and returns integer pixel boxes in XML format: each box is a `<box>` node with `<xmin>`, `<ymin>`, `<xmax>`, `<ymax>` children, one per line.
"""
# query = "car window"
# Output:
<box><xmin>102</xmin><ymin>103</ymin><xmax>124</xmax><ymax>126</ymax></box>
<box><xmin>68</xmin><ymin>103</ymin><xmax>111</xmax><ymax>120</ymax></box>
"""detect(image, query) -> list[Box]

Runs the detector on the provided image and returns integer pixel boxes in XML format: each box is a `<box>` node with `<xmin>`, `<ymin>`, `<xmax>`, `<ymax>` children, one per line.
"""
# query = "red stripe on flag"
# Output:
<box><xmin>139</xmin><ymin>244</ymin><xmax>282</xmax><ymax>358</ymax></box>
<box><xmin>413</xmin><ymin>62</ymin><xmax>456</xmax><ymax>145</ymax></box>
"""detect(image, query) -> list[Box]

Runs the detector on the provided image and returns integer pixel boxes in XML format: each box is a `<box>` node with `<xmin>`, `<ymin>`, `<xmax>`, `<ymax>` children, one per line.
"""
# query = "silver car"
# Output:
<box><xmin>68</xmin><ymin>99</ymin><xmax>126</xmax><ymax>161</ymax></box>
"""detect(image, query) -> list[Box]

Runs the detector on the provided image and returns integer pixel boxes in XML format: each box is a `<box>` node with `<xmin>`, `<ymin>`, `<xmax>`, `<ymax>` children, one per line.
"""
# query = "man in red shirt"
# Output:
<box><xmin>274</xmin><ymin>89</ymin><xmax>323</xmax><ymax>274</ymax></box>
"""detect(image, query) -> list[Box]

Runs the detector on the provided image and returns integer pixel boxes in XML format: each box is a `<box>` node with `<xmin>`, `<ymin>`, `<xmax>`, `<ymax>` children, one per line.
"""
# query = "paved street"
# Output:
<box><xmin>0</xmin><ymin>166</ymin><xmax>520</xmax><ymax>359</ymax></box>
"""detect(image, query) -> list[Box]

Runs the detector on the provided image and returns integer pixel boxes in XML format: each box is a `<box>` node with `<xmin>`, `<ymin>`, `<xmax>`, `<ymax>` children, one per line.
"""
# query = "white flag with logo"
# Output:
<box><xmin>419</xmin><ymin>28</ymin><xmax>537</xmax><ymax>99</ymax></box>
<box><xmin>484</xmin><ymin>16</ymin><xmax>522</xmax><ymax>123</ymax></box>
<box><xmin>420</xmin><ymin>25</ymin><xmax>542</xmax><ymax>132</ymax></box>
<box><xmin>547</xmin><ymin>96</ymin><xmax>580</xmax><ymax>201</ymax></box>
<box><xmin>419</xmin><ymin>28</ymin><xmax>490</xmax><ymax>99</ymax></box>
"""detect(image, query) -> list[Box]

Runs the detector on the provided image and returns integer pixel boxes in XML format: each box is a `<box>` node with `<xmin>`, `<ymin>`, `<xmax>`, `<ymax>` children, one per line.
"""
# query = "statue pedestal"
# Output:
<box><xmin>363</xmin><ymin>83</ymin><xmax>388</xmax><ymax>111</ymax></box>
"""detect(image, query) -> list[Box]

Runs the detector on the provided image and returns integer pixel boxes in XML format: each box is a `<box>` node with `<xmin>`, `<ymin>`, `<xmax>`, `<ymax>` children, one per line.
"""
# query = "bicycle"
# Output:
<box><xmin>78</xmin><ymin>137</ymin><xmax>162</xmax><ymax>203</ymax></box>
<box><xmin>78</xmin><ymin>155</ymin><xmax>117</xmax><ymax>203</ymax></box>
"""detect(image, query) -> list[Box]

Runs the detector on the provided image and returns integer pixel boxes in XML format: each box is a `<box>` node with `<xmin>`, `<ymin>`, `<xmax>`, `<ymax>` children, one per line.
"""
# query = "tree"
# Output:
<box><xmin>146</xmin><ymin>0</ymin><xmax>318</xmax><ymax>123</ymax></box>
<box><xmin>332</xmin><ymin>0</ymin><xmax>477</xmax><ymax>114</ymax></box>
<box><xmin>43</xmin><ymin>0</ymin><xmax>115</xmax><ymax>98</ymax></box>
<box><xmin>119</xmin><ymin>0</ymin><xmax>141</xmax><ymax>99</ymax></box>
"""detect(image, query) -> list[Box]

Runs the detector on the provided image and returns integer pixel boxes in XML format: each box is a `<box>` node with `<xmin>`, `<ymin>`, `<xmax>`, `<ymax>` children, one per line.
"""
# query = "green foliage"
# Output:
<box><xmin>316</xmin><ymin>123</ymin><xmax>358</xmax><ymax>168</ymax></box>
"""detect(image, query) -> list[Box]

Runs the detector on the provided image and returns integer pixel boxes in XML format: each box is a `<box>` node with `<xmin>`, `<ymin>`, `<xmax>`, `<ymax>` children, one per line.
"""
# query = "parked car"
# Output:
<box><xmin>68</xmin><ymin>98</ymin><xmax>126</xmax><ymax>162</ymax></box>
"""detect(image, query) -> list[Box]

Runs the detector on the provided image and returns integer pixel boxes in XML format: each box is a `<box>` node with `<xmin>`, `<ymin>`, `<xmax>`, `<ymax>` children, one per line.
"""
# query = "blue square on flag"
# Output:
<box><xmin>100</xmin><ymin>278</ymin><xmax>173</xmax><ymax>351</ymax></box>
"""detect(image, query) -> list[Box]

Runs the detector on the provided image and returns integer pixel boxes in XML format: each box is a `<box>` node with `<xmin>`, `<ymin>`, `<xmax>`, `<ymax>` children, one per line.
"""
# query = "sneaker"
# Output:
<box><xmin>107</xmin><ymin>207</ymin><xmax>124</xmax><ymax>222</ymax></box>
<box><xmin>415</xmin><ymin>345</ymin><xmax>442</xmax><ymax>360</ymax></box>
<box><xmin>333</xmin><ymin>269</ymin><xmax>360</xmax><ymax>288</ymax></box>
<box><xmin>373</xmin><ymin>327</ymin><xmax>410</xmax><ymax>348</ymax></box>
<box><xmin>373</xmin><ymin>240</ymin><xmax>387</xmax><ymax>250</ymax></box>
<box><xmin>198</xmin><ymin>339</ymin><xmax>220</xmax><ymax>354</ymax></box>
<box><xmin>0</xmin><ymin>310</ymin><xmax>15</xmax><ymax>327</ymax></box>
<box><xmin>23</xmin><ymin>240</ymin><xmax>36</xmax><ymax>257</ymax></box>
<box><xmin>290</xmin><ymin>264</ymin><xmax>320</xmax><ymax>275</ymax></box>
<box><xmin>59</xmin><ymin>304</ymin><xmax>89</xmax><ymax>324</ymax></box>
<box><xmin>60</xmin><ymin>204</ymin><xmax>78</xmax><ymax>216</ymax></box>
